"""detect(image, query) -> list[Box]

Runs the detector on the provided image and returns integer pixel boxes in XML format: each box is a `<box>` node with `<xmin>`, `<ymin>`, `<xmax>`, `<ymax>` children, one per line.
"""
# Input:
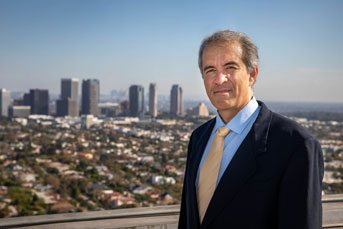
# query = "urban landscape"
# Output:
<box><xmin>0</xmin><ymin>78</ymin><xmax>342</xmax><ymax>218</ymax></box>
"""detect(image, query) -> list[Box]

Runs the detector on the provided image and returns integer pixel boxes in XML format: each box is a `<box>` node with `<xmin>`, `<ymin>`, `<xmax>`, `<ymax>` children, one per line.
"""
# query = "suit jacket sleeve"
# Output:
<box><xmin>277</xmin><ymin>136</ymin><xmax>324</xmax><ymax>229</ymax></box>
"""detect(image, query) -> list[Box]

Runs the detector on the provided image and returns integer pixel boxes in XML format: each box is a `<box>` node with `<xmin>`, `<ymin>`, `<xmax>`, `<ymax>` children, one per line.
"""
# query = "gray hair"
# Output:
<box><xmin>198</xmin><ymin>30</ymin><xmax>259</xmax><ymax>74</ymax></box>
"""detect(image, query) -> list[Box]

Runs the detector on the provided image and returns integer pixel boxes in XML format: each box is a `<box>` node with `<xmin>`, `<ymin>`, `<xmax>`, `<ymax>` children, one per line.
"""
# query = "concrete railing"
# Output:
<box><xmin>0</xmin><ymin>194</ymin><xmax>342</xmax><ymax>229</ymax></box>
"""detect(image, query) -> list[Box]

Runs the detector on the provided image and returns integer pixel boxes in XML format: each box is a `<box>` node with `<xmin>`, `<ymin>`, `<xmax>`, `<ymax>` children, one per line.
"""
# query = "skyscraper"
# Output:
<box><xmin>0</xmin><ymin>88</ymin><xmax>10</xmax><ymax>117</ymax></box>
<box><xmin>57</xmin><ymin>78</ymin><xmax>79</xmax><ymax>116</ymax></box>
<box><xmin>129</xmin><ymin>85</ymin><xmax>144</xmax><ymax>117</ymax></box>
<box><xmin>57</xmin><ymin>99</ymin><xmax>78</xmax><ymax>117</ymax></box>
<box><xmin>29</xmin><ymin>89</ymin><xmax>49</xmax><ymax>115</ymax></box>
<box><xmin>170</xmin><ymin>84</ymin><xmax>184</xmax><ymax>116</ymax></box>
<box><xmin>81</xmin><ymin>79</ymin><xmax>100</xmax><ymax>116</ymax></box>
<box><xmin>149</xmin><ymin>83</ymin><xmax>157</xmax><ymax>117</ymax></box>
<box><xmin>62</xmin><ymin>78</ymin><xmax>78</xmax><ymax>100</ymax></box>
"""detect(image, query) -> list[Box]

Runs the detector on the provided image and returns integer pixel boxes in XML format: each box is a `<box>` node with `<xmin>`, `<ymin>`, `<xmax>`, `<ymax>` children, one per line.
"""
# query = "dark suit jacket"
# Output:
<box><xmin>179</xmin><ymin>101</ymin><xmax>324</xmax><ymax>229</ymax></box>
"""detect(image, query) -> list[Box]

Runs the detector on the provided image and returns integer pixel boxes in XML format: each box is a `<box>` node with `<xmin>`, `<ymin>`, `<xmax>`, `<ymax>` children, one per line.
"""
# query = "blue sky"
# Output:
<box><xmin>0</xmin><ymin>0</ymin><xmax>342</xmax><ymax>102</ymax></box>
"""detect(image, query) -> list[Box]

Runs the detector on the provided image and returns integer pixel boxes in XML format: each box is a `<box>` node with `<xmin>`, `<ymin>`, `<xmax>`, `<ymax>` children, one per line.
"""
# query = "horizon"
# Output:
<box><xmin>1</xmin><ymin>0</ymin><xmax>342</xmax><ymax>103</ymax></box>
<box><xmin>8</xmin><ymin>87</ymin><xmax>343</xmax><ymax>106</ymax></box>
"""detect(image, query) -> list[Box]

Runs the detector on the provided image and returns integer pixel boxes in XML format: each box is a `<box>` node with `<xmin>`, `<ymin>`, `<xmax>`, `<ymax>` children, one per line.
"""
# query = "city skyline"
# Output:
<box><xmin>0</xmin><ymin>0</ymin><xmax>342</xmax><ymax>102</ymax></box>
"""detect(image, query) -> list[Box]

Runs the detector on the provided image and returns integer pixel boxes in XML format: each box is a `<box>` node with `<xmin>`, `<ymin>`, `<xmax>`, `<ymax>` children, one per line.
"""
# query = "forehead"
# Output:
<box><xmin>202</xmin><ymin>41</ymin><xmax>243</xmax><ymax>64</ymax></box>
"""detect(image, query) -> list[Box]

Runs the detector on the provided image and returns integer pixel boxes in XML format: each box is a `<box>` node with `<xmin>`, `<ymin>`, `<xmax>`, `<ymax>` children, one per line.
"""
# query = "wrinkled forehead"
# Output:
<box><xmin>204</xmin><ymin>40</ymin><xmax>242</xmax><ymax>55</ymax></box>
<box><xmin>202</xmin><ymin>41</ymin><xmax>243</xmax><ymax>63</ymax></box>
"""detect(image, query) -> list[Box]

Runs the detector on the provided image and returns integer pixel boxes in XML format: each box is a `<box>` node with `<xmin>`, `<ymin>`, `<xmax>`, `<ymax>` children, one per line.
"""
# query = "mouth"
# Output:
<box><xmin>213</xmin><ymin>89</ymin><xmax>231</xmax><ymax>94</ymax></box>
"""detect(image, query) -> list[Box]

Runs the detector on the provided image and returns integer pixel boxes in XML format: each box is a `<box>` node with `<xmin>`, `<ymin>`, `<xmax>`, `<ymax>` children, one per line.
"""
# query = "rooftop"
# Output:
<box><xmin>0</xmin><ymin>194</ymin><xmax>342</xmax><ymax>229</ymax></box>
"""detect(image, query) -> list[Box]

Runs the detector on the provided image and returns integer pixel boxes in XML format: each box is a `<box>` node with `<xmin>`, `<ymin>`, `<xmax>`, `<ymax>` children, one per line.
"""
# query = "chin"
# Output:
<box><xmin>213</xmin><ymin>100</ymin><xmax>234</xmax><ymax>111</ymax></box>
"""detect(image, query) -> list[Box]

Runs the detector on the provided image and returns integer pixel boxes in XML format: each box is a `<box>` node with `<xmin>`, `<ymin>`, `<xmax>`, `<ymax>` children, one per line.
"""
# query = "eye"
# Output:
<box><xmin>226</xmin><ymin>66</ymin><xmax>236</xmax><ymax>70</ymax></box>
<box><xmin>205</xmin><ymin>69</ymin><xmax>215</xmax><ymax>74</ymax></box>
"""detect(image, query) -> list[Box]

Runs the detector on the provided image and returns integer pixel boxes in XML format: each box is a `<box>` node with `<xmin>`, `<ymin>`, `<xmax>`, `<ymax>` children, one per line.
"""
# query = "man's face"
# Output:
<box><xmin>202</xmin><ymin>41</ymin><xmax>257</xmax><ymax>114</ymax></box>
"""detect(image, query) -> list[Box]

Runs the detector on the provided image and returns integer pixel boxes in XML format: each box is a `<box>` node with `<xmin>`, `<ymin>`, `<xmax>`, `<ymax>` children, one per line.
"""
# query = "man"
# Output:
<box><xmin>179</xmin><ymin>30</ymin><xmax>324</xmax><ymax>229</ymax></box>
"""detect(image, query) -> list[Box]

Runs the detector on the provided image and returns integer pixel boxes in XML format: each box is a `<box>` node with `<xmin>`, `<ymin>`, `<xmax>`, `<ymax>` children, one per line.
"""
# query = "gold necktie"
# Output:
<box><xmin>197</xmin><ymin>126</ymin><xmax>230</xmax><ymax>223</ymax></box>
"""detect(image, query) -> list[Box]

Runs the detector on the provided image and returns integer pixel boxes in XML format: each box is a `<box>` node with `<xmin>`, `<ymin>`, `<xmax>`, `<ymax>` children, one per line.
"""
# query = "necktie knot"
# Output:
<box><xmin>217</xmin><ymin>126</ymin><xmax>230</xmax><ymax>137</ymax></box>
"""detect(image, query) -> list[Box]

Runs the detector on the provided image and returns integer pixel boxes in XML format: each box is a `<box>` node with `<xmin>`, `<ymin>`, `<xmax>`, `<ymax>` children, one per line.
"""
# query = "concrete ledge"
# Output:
<box><xmin>0</xmin><ymin>205</ymin><xmax>180</xmax><ymax>228</ymax></box>
<box><xmin>0</xmin><ymin>195</ymin><xmax>342</xmax><ymax>229</ymax></box>
<box><xmin>323</xmin><ymin>203</ymin><xmax>343</xmax><ymax>228</ymax></box>
<box><xmin>323</xmin><ymin>194</ymin><xmax>343</xmax><ymax>203</ymax></box>
<box><xmin>5</xmin><ymin>215</ymin><xmax>179</xmax><ymax>229</ymax></box>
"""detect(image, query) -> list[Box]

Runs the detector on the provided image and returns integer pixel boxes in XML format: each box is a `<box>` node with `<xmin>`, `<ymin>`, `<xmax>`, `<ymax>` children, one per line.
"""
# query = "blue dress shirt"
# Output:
<box><xmin>196</xmin><ymin>97</ymin><xmax>261</xmax><ymax>189</ymax></box>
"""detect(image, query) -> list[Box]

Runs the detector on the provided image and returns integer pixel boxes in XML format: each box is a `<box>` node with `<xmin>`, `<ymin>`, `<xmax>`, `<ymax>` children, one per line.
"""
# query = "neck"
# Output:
<box><xmin>218</xmin><ymin>108</ymin><xmax>240</xmax><ymax>124</ymax></box>
<box><xmin>218</xmin><ymin>96</ymin><xmax>253</xmax><ymax>124</ymax></box>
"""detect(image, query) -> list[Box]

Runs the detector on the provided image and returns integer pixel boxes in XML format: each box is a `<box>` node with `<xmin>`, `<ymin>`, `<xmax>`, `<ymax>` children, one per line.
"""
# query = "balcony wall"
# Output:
<box><xmin>0</xmin><ymin>194</ymin><xmax>342</xmax><ymax>229</ymax></box>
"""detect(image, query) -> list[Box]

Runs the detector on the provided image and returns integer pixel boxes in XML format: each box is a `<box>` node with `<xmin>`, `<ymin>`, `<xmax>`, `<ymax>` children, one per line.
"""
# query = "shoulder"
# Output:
<box><xmin>269</xmin><ymin>111</ymin><xmax>318</xmax><ymax>145</ymax></box>
<box><xmin>257</xmin><ymin>100</ymin><xmax>318</xmax><ymax>147</ymax></box>
<box><xmin>269</xmin><ymin>112</ymin><xmax>324</xmax><ymax>180</ymax></box>
<box><xmin>256</xmin><ymin>100</ymin><xmax>317</xmax><ymax>144</ymax></box>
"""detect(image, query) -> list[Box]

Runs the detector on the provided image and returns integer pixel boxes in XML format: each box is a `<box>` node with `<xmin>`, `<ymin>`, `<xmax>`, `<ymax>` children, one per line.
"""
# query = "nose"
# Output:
<box><xmin>214</xmin><ymin>72</ymin><xmax>228</xmax><ymax>85</ymax></box>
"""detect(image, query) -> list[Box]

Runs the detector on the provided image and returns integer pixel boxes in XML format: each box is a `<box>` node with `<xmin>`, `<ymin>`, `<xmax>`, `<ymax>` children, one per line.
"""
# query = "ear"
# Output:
<box><xmin>249</xmin><ymin>66</ymin><xmax>258</xmax><ymax>86</ymax></box>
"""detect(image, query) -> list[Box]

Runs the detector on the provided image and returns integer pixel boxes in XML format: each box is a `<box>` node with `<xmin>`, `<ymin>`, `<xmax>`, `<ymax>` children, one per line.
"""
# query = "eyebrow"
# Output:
<box><xmin>203</xmin><ymin>61</ymin><xmax>240</xmax><ymax>72</ymax></box>
<box><xmin>223</xmin><ymin>61</ymin><xmax>239</xmax><ymax>67</ymax></box>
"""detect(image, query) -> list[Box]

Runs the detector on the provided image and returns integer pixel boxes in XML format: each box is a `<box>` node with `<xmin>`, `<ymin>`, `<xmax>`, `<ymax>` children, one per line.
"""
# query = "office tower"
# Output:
<box><xmin>61</xmin><ymin>78</ymin><xmax>79</xmax><ymax>101</ymax></box>
<box><xmin>0</xmin><ymin>88</ymin><xmax>10</xmax><ymax>117</ymax></box>
<box><xmin>149</xmin><ymin>83</ymin><xmax>157</xmax><ymax>117</ymax></box>
<box><xmin>23</xmin><ymin>93</ymin><xmax>31</xmax><ymax>106</ymax></box>
<box><xmin>170</xmin><ymin>84</ymin><xmax>184</xmax><ymax>116</ymax></box>
<box><xmin>9</xmin><ymin>106</ymin><xmax>31</xmax><ymax>118</ymax></box>
<box><xmin>29</xmin><ymin>89</ymin><xmax>49</xmax><ymax>115</ymax></box>
<box><xmin>81</xmin><ymin>79</ymin><xmax>100</xmax><ymax>116</ymax></box>
<box><xmin>56</xmin><ymin>98</ymin><xmax>78</xmax><ymax>117</ymax></box>
<box><xmin>187</xmin><ymin>102</ymin><xmax>209</xmax><ymax>117</ymax></box>
<box><xmin>129</xmin><ymin>85</ymin><xmax>144</xmax><ymax>117</ymax></box>
<box><xmin>57</xmin><ymin>78</ymin><xmax>79</xmax><ymax>116</ymax></box>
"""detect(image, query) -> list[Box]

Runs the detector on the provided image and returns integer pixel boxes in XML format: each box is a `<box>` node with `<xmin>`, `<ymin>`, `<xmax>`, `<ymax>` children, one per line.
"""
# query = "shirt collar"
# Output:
<box><xmin>214</xmin><ymin>97</ymin><xmax>259</xmax><ymax>134</ymax></box>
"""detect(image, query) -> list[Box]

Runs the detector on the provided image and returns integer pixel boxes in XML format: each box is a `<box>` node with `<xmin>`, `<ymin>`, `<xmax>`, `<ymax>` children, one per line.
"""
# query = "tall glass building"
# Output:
<box><xmin>129</xmin><ymin>85</ymin><xmax>144</xmax><ymax>117</ymax></box>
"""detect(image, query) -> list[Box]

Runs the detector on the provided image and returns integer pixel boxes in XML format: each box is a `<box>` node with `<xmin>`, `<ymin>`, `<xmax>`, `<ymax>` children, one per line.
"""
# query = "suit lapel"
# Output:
<box><xmin>201</xmin><ymin>101</ymin><xmax>273</xmax><ymax>228</ymax></box>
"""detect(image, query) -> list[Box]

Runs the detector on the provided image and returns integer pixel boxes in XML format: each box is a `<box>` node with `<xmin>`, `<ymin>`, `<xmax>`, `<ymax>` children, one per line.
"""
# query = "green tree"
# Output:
<box><xmin>7</xmin><ymin>187</ymin><xmax>46</xmax><ymax>216</ymax></box>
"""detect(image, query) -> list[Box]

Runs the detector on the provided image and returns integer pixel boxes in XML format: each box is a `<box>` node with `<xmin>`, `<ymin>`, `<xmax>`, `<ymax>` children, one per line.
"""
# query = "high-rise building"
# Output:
<box><xmin>0</xmin><ymin>88</ymin><xmax>10</xmax><ymax>117</ymax></box>
<box><xmin>29</xmin><ymin>89</ymin><xmax>49</xmax><ymax>115</ymax></box>
<box><xmin>57</xmin><ymin>98</ymin><xmax>78</xmax><ymax>117</ymax></box>
<box><xmin>61</xmin><ymin>78</ymin><xmax>79</xmax><ymax>101</ymax></box>
<box><xmin>129</xmin><ymin>85</ymin><xmax>144</xmax><ymax>117</ymax></box>
<box><xmin>187</xmin><ymin>102</ymin><xmax>209</xmax><ymax>117</ymax></box>
<box><xmin>23</xmin><ymin>93</ymin><xmax>31</xmax><ymax>106</ymax></box>
<box><xmin>81</xmin><ymin>79</ymin><xmax>100</xmax><ymax>116</ymax></box>
<box><xmin>170</xmin><ymin>84</ymin><xmax>184</xmax><ymax>116</ymax></box>
<box><xmin>57</xmin><ymin>78</ymin><xmax>79</xmax><ymax>116</ymax></box>
<box><xmin>149</xmin><ymin>83</ymin><xmax>157</xmax><ymax>117</ymax></box>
